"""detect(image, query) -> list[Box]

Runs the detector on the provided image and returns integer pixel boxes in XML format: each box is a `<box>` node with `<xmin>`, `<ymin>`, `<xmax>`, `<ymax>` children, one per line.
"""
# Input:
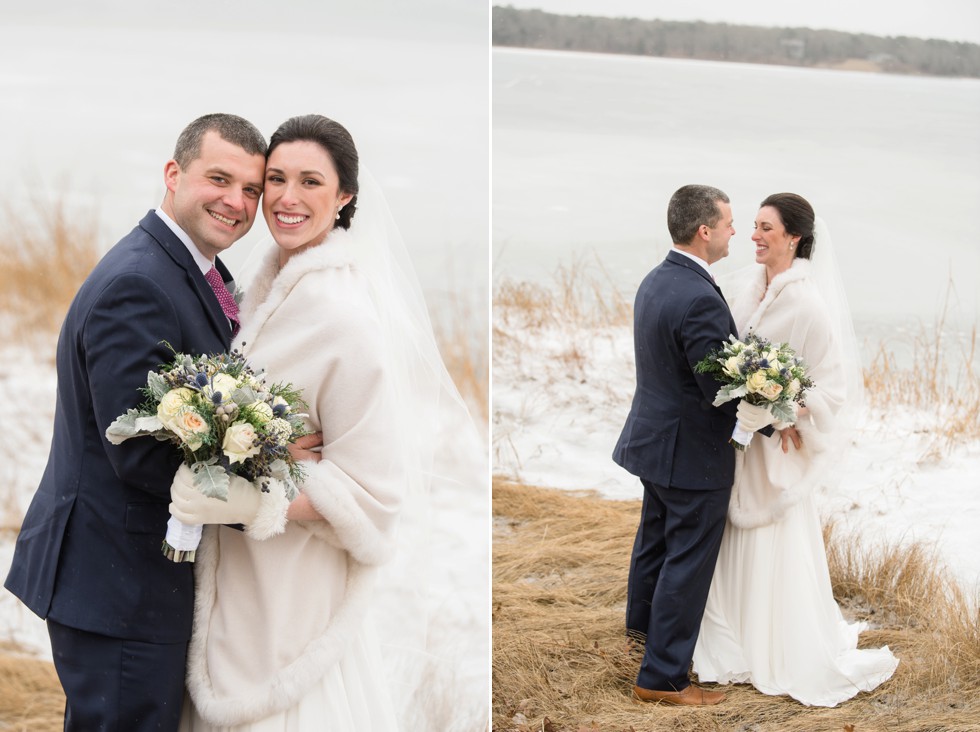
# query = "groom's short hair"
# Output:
<box><xmin>668</xmin><ymin>185</ymin><xmax>729</xmax><ymax>245</ymax></box>
<box><xmin>172</xmin><ymin>113</ymin><xmax>267</xmax><ymax>168</ymax></box>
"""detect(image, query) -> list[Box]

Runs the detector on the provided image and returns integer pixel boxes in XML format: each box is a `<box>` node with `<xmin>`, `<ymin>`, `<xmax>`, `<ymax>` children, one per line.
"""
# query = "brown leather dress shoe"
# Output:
<box><xmin>632</xmin><ymin>683</ymin><xmax>726</xmax><ymax>706</ymax></box>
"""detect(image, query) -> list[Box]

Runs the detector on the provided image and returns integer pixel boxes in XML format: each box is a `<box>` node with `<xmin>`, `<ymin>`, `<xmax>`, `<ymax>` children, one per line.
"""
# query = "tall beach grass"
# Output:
<box><xmin>494</xmin><ymin>264</ymin><xmax>980</xmax><ymax>452</ymax></box>
<box><xmin>0</xmin><ymin>642</ymin><xmax>63</xmax><ymax>731</ymax></box>
<box><xmin>862</xmin><ymin>288</ymin><xmax>979</xmax><ymax>455</ymax></box>
<box><xmin>0</xmin><ymin>201</ymin><xmax>101</xmax><ymax>350</ymax></box>
<box><xmin>493</xmin><ymin>479</ymin><xmax>980</xmax><ymax>732</ymax></box>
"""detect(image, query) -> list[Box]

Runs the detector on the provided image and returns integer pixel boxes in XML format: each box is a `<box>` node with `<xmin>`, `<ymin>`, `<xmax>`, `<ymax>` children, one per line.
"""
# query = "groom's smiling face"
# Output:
<box><xmin>704</xmin><ymin>201</ymin><xmax>735</xmax><ymax>264</ymax></box>
<box><xmin>163</xmin><ymin>131</ymin><xmax>267</xmax><ymax>261</ymax></box>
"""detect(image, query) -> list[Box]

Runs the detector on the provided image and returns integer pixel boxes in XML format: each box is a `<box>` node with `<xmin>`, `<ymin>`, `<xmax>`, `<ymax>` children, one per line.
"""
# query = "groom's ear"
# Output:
<box><xmin>163</xmin><ymin>159</ymin><xmax>181</xmax><ymax>194</ymax></box>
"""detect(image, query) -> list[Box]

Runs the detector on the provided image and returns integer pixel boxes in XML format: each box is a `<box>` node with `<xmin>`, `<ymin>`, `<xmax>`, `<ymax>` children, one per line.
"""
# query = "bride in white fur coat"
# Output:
<box><xmin>170</xmin><ymin>115</ymin><xmax>459</xmax><ymax>730</ymax></box>
<box><xmin>692</xmin><ymin>193</ymin><xmax>898</xmax><ymax>707</ymax></box>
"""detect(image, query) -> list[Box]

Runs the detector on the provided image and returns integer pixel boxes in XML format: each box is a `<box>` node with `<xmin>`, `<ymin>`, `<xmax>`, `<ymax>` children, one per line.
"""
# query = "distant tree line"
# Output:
<box><xmin>492</xmin><ymin>6</ymin><xmax>980</xmax><ymax>78</ymax></box>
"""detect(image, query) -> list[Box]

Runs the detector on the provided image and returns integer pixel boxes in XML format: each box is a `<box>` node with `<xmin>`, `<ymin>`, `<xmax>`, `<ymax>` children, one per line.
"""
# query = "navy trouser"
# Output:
<box><xmin>626</xmin><ymin>479</ymin><xmax>730</xmax><ymax>691</ymax></box>
<box><xmin>47</xmin><ymin>619</ymin><xmax>187</xmax><ymax>731</ymax></box>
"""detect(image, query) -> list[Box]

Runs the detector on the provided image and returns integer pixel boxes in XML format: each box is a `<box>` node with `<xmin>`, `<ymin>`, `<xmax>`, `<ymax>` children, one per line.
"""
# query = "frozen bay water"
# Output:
<box><xmin>493</xmin><ymin>48</ymin><xmax>980</xmax><ymax>331</ymax></box>
<box><xmin>0</xmin><ymin>4</ymin><xmax>489</xmax><ymax>305</ymax></box>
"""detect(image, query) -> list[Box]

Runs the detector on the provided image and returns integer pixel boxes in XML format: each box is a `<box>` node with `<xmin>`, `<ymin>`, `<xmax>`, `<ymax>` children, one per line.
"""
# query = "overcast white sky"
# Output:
<box><xmin>500</xmin><ymin>0</ymin><xmax>980</xmax><ymax>44</ymax></box>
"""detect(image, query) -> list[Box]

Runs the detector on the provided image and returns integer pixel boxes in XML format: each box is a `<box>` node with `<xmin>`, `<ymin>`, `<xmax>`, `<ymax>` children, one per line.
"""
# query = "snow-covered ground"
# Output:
<box><xmin>0</xmin><ymin>337</ymin><xmax>489</xmax><ymax>730</ymax></box>
<box><xmin>493</xmin><ymin>307</ymin><xmax>980</xmax><ymax>595</ymax></box>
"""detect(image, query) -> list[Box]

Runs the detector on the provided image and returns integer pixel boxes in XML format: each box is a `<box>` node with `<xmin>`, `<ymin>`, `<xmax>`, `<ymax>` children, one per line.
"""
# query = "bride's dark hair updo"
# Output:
<box><xmin>268</xmin><ymin>114</ymin><xmax>359</xmax><ymax>230</ymax></box>
<box><xmin>760</xmin><ymin>192</ymin><xmax>815</xmax><ymax>259</ymax></box>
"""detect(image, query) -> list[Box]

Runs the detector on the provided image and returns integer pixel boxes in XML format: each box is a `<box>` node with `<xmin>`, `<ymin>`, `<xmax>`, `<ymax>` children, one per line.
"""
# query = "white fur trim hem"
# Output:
<box><xmin>185</xmin><ymin>538</ymin><xmax>376</xmax><ymax>725</ymax></box>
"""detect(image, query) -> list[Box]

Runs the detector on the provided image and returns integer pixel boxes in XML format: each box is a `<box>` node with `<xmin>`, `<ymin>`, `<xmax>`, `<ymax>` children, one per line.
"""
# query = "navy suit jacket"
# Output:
<box><xmin>4</xmin><ymin>211</ymin><xmax>235</xmax><ymax>643</ymax></box>
<box><xmin>613</xmin><ymin>250</ymin><xmax>739</xmax><ymax>491</ymax></box>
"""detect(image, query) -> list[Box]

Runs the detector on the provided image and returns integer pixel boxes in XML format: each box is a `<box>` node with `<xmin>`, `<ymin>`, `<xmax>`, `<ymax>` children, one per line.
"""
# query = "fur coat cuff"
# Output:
<box><xmin>297</xmin><ymin>460</ymin><xmax>397</xmax><ymax>566</ymax></box>
<box><xmin>244</xmin><ymin>476</ymin><xmax>290</xmax><ymax>541</ymax></box>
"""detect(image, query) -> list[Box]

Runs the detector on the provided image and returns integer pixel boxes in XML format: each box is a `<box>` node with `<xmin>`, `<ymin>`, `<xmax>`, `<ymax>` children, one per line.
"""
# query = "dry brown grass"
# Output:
<box><xmin>0</xmin><ymin>642</ymin><xmax>64</xmax><ymax>731</ymax></box>
<box><xmin>433</xmin><ymin>290</ymin><xmax>490</xmax><ymax>423</ymax></box>
<box><xmin>494</xmin><ymin>269</ymin><xmax>979</xmax><ymax>456</ymax></box>
<box><xmin>492</xmin><ymin>478</ymin><xmax>980</xmax><ymax>732</ymax></box>
<box><xmin>863</xmin><ymin>325</ymin><xmax>979</xmax><ymax>455</ymax></box>
<box><xmin>0</xmin><ymin>200</ymin><xmax>100</xmax><ymax>347</ymax></box>
<box><xmin>494</xmin><ymin>258</ymin><xmax>632</xmax><ymax>332</ymax></box>
<box><xmin>493</xmin><ymin>260</ymin><xmax>632</xmax><ymax>386</ymax></box>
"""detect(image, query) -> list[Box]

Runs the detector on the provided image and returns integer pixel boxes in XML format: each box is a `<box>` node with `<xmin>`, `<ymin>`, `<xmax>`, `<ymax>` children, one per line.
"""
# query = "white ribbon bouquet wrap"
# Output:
<box><xmin>106</xmin><ymin>346</ymin><xmax>307</xmax><ymax>561</ymax></box>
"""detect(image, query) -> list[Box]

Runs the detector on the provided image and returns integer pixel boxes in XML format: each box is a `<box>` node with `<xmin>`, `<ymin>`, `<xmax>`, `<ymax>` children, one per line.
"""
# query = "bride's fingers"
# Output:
<box><xmin>288</xmin><ymin>432</ymin><xmax>324</xmax><ymax>462</ymax></box>
<box><xmin>780</xmin><ymin>428</ymin><xmax>803</xmax><ymax>453</ymax></box>
<box><xmin>293</xmin><ymin>432</ymin><xmax>323</xmax><ymax>449</ymax></box>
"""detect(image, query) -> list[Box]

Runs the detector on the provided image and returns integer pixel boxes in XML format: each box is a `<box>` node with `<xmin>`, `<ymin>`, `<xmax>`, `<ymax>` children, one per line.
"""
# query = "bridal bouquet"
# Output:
<box><xmin>106</xmin><ymin>345</ymin><xmax>308</xmax><ymax>561</ymax></box>
<box><xmin>695</xmin><ymin>332</ymin><xmax>813</xmax><ymax>450</ymax></box>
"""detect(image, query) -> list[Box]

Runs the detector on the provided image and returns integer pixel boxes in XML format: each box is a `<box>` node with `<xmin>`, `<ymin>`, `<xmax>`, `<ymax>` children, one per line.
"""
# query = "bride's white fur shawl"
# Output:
<box><xmin>185</xmin><ymin>230</ymin><xmax>404</xmax><ymax>724</ymax></box>
<box><xmin>725</xmin><ymin>259</ymin><xmax>848</xmax><ymax>528</ymax></box>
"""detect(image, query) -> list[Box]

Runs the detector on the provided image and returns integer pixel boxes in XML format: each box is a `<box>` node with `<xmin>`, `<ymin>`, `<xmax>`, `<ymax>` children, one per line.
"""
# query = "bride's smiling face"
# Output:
<box><xmin>262</xmin><ymin>140</ymin><xmax>353</xmax><ymax>256</ymax></box>
<box><xmin>752</xmin><ymin>205</ymin><xmax>797</xmax><ymax>274</ymax></box>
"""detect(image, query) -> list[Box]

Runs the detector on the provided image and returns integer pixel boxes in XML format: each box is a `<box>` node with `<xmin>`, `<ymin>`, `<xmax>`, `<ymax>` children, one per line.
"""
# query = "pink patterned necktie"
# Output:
<box><xmin>204</xmin><ymin>266</ymin><xmax>240</xmax><ymax>335</ymax></box>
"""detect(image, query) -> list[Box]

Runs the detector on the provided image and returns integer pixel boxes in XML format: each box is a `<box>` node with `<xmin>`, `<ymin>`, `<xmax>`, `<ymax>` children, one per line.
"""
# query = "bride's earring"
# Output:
<box><xmin>335</xmin><ymin>206</ymin><xmax>343</xmax><ymax>221</ymax></box>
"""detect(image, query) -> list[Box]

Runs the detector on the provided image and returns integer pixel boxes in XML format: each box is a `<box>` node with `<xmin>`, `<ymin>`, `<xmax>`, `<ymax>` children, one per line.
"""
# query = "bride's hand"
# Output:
<box><xmin>289</xmin><ymin>432</ymin><xmax>323</xmax><ymax>462</ymax></box>
<box><xmin>779</xmin><ymin>426</ymin><xmax>802</xmax><ymax>453</ymax></box>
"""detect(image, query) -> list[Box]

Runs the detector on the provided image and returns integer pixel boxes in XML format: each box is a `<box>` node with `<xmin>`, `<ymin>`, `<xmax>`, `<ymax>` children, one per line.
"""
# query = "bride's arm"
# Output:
<box><xmin>286</xmin><ymin>492</ymin><xmax>325</xmax><ymax>521</ymax></box>
<box><xmin>284</xmin><ymin>432</ymin><xmax>324</xmax><ymax>522</ymax></box>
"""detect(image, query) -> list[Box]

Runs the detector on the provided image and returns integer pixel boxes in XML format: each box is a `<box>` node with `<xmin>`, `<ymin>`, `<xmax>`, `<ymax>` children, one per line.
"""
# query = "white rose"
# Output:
<box><xmin>157</xmin><ymin>387</ymin><xmax>195</xmax><ymax>431</ymax></box>
<box><xmin>204</xmin><ymin>373</ymin><xmax>239</xmax><ymax>402</ymax></box>
<box><xmin>786</xmin><ymin>378</ymin><xmax>801</xmax><ymax>398</ymax></box>
<box><xmin>745</xmin><ymin>371</ymin><xmax>768</xmax><ymax>394</ymax></box>
<box><xmin>223</xmin><ymin>421</ymin><xmax>261</xmax><ymax>464</ymax></box>
<box><xmin>722</xmin><ymin>356</ymin><xmax>741</xmax><ymax>378</ymax></box>
<box><xmin>757</xmin><ymin>380</ymin><xmax>784</xmax><ymax>401</ymax></box>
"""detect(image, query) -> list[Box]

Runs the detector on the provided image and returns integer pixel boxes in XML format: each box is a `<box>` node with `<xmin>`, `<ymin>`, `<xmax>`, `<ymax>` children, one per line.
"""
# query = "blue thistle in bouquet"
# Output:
<box><xmin>106</xmin><ymin>343</ymin><xmax>309</xmax><ymax>561</ymax></box>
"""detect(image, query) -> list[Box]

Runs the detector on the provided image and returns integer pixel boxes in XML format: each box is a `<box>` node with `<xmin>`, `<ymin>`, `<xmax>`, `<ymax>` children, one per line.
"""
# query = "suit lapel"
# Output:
<box><xmin>138</xmin><ymin>212</ymin><xmax>231</xmax><ymax>345</ymax></box>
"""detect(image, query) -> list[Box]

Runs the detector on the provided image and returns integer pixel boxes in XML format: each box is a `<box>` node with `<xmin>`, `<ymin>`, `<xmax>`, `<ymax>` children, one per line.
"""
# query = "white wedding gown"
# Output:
<box><xmin>692</xmin><ymin>493</ymin><xmax>899</xmax><ymax>706</ymax></box>
<box><xmin>692</xmin><ymin>257</ymin><xmax>898</xmax><ymax>706</ymax></box>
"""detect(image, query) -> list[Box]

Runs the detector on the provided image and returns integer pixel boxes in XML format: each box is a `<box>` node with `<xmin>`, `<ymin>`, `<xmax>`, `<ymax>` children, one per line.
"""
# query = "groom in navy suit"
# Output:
<box><xmin>4</xmin><ymin>114</ymin><xmax>267</xmax><ymax>730</ymax></box>
<box><xmin>613</xmin><ymin>184</ymin><xmax>774</xmax><ymax>706</ymax></box>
